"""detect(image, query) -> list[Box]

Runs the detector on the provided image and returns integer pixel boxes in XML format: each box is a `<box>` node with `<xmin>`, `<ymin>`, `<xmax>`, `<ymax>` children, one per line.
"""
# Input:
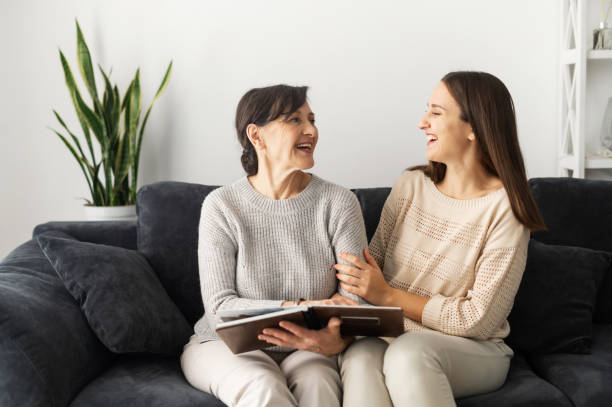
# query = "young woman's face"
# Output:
<box><xmin>257</xmin><ymin>102</ymin><xmax>318</xmax><ymax>171</ymax></box>
<box><xmin>418</xmin><ymin>82</ymin><xmax>474</xmax><ymax>164</ymax></box>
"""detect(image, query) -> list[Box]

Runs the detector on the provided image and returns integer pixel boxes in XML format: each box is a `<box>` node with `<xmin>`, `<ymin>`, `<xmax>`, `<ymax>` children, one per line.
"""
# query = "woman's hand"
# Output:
<box><xmin>282</xmin><ymin>295</ymin><xmax>358</xmax><ymax>307</ymax></box>
<box><xmin>258</xmin><ymin>317</ymin><xmax>352</xmax><ymax>357</ymax></box>
<box><xmin>330</xmin><ymin>292</ymin><xmax>359</xmax><ymax>306</ymax></box>
<box><xmin>334</xmin><ymin>249</ymin><xmax>392</xmax><ymax>305</ymax></box>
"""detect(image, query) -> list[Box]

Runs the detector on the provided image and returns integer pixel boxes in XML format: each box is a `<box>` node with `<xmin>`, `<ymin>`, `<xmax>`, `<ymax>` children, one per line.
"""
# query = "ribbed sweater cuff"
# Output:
<box><xmin>421</xmin><ymin>294</ymin><xmax>445</xmax><ymax>330</ymax></box>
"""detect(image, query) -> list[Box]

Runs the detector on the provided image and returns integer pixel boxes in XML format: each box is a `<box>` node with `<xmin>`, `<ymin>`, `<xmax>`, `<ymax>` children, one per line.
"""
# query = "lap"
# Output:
<box><xmin>180</xmin><ymin>336</ymin><xmax>284</xmax><ymax>393</ymax></box>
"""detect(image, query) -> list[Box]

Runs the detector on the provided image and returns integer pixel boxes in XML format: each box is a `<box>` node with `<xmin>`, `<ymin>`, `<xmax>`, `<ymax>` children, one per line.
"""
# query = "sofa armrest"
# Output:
<box><xmin>33</xmin><ymin>221</ymin><xmax>137</xmax><ymax>250</ymax></box>
<box><xmin>0</xmin><ymin>240</ymin><xmax>112</xmax><ymax>407</ymax></box>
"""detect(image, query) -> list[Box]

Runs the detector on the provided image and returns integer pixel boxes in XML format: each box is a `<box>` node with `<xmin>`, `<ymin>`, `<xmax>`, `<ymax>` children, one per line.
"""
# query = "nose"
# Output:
<box><xmin>418</xmin><ymin>113</ymin><xmax>429</xmax><ymax>130</ymax></box>
<box><xmin>304</xmin><ymin>121</ymin><xmax>316</xmax><ymax>137</ymax></box>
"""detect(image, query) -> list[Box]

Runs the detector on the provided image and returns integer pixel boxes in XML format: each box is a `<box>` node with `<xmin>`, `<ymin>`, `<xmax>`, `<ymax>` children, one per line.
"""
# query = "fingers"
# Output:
<box><xmin>333</xmin><ymin>263</ymin><xmax>362</xmax><ymax>276</ymax></box>
<box><xmin>363</xmin><ymin>249</ymin><xmax>379</xmax><ymax>268</ymax></box>
<box><xmin>259</xmin><ymin>326</ymin><xmax>304</xmax><ymax>348</ymax></box>
<box><xmin>340</xmin><ymin>282</ymin><xmax>361</xmax><ymax>297</ymax></box>
<box><xmin>328</xmin><ymin>316</ymin><xmax>341</xmax><ymax>329</ymax></box>
<box><xmin>278</xmin><ymin>321</ymin><xmax>311</xmax><ymax>338</ymax></box>
<box><xmin>330</xmin><ymin>296</ymin><xmax>359</xmax><ymax>306</ymax></box>
<box><xmin>339</xmin><ymin>252</ymin><xmax>368</xmax><ymax>268</ymax></box>
<box><xmin>336</xmin><ymin>272</ymin><xmax>362</xmax><ymax>287</ymax></box>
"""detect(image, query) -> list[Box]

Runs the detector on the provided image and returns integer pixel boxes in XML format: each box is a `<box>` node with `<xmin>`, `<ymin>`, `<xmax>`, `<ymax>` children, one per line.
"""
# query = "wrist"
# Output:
<box><xmin>381</xmin><ymin>287</ymin><xmax>399</xmax><ymax>307</ymax></box>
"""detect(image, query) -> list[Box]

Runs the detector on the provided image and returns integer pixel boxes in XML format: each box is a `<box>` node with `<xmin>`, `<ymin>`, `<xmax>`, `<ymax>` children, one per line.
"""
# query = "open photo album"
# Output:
<box><xmin>215</xmin><ymin>304</ymin><xmax>404</xmax><ymax>354</ymax></box>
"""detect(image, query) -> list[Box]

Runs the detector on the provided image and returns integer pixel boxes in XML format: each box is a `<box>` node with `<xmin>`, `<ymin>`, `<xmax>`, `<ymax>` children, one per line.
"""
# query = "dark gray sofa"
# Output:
<box><xmin>1</xmin><ymin>177</ymin><xmax>611</xmax><ymax>407</ymax></box>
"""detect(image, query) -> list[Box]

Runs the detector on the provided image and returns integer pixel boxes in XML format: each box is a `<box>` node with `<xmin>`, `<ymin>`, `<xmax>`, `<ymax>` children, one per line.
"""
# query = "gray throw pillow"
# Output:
<box><xmin>37</xmin><ymin>232</ymin><xmax>192</xmax><ymax>355</ymax></box>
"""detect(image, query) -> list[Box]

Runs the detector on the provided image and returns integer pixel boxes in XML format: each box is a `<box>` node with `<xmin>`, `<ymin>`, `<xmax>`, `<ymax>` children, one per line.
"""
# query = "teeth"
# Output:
<box><xmin>297</xmin><ymin>143</ymin><xmax>312</xmax><ymax>148</ymax></box>
<box><xmin>427</xmin><ymin>136</ymin><xmax>437</xmax><ymax>141</ymax></box>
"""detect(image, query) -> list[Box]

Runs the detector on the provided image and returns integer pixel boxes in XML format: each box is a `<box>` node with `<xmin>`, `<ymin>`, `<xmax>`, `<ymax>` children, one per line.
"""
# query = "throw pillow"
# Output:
<box><xmin>37</xmin><ymin>232</ymin><xmax>192</xmax><ymax>355</ymax></box>
<box><xmin>507</xmin><ymin>239</ymin><xmax>612</xmax><ymax>354</ymax></box>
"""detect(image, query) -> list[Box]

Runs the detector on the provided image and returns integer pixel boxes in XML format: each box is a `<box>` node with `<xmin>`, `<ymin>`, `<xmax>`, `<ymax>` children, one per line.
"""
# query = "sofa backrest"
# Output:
<box><xmin>529</xmin><ymin>177</ymin><xmax>612</xmax><ymax>252</ymax></box>
<box><xmin>137</xmin><ymin>177</ymin><xmax>612</xmax><ymax>326</ymax></box>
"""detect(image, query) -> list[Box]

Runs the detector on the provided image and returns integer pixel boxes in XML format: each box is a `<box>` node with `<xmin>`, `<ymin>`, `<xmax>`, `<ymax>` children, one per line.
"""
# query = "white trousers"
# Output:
<box><xmin>339</xmin><ymin>332</ymin><xmax>514</xmax><ymax>407</ymax></box>
<box><xmin>180</xmin><ymin>336</ymin><xmax>341</xmax><ymax>407</ymax></box>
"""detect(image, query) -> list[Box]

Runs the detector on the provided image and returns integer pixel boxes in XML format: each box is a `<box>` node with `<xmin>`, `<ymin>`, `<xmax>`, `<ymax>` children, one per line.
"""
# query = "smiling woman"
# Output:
<box><xmin>337</xmin><ymin>71</ymin><xmax>546</xmax><ymax>407</ymax></box>
<box><xmin>179</xmin><ymin>84</ymin><xmax>369</xmax><ymax>407</ymax></box>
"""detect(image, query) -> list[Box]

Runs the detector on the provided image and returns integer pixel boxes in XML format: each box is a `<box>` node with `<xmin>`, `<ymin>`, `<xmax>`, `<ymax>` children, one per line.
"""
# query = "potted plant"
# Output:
<box><xmin>50</xmin><ymin>20</ymin><xmax>172</xmax><ymax>221</ymax></box>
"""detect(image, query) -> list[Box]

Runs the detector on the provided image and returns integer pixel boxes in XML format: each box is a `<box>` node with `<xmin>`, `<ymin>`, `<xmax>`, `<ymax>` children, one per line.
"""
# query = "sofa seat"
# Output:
<box><xmin>528</xmin><ymin>324</ymin><xmax>612</xmax><ymax>407</ymax></box>
<box><xmin>69</xmin><ymin>355</ymin><xmax>224</xmax><ymax>407</ymax></box>
<box><xmin>456</xmin><ymin>352</ymin><xmax>572</xmax><ymax>407</ymax></box>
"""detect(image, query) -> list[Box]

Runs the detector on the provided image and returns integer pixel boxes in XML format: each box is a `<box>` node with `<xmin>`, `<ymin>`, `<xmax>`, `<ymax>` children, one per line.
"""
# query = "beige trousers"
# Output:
<box><xmin>339</xmin><ymin>332</ymin><xmax>514</xmax><ymax>407</ymax></box>
<box><xmin>180</xmin><ymin>336</ymin><xmax>341</xmax><ymax>407</ymax></box>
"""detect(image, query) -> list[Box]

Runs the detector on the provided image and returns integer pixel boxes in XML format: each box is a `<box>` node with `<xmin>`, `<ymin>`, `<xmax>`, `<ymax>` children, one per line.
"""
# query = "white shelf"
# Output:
<box><xmin>588</xmin><ymin>49</ymin><xmax>612</xmax><ymax>59</ymax></box>
<box><xmin>586</xmin><ymin>155</ymin><xmax>612</xmax><ymax>169</ymax></box>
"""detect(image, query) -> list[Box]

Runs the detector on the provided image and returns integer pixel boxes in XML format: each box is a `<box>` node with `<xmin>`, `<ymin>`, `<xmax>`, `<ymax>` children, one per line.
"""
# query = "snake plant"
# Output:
<box><xmin>51</xmin><ymin>20</ymin><xmax>172</xmax><ymax>206</ymax></box>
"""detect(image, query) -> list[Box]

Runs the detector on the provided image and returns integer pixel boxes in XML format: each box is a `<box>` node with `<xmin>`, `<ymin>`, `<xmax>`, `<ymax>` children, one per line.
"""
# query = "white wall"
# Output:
<box><xmin>0</xmin><ymin>0</ymin><xmax>559</xmax><ymax>258</ymax></box>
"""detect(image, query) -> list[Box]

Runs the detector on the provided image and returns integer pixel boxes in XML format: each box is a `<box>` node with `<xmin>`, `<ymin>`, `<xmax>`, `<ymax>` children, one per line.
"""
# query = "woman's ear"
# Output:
<box><xmin>246</xmin><ymin>124</ymin><xmax>264</xmax><ymax>150</ymax></box>
<box><xmin>467</xmin><ymin>127</ymin><xmax>476</xmax><ymax>142</ymax></box>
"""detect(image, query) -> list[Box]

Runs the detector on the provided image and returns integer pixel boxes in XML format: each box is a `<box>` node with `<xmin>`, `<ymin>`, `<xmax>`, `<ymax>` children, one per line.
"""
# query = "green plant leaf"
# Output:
<box><xmin>50</xmin><ymin>128</ymin><xmax>94</xmax><ymax>200</ymax></box>
<box><xmin>75</xmin><ymin>20</ymin><xmax>99</xmax><ymax>107</ymax></box>
<box><xmin>59</xmin><ymin>49</ymin><xmax>96</xmax><ymax>165</ymax></box>
<box><xmin>132</xmin><ymin>61</ymin><xmax>172</xmax><ymax>202</ymax></box>
<box><xmin>73</xmin><ymin>85</ymin><xmax>106</xmax><ymax>148</ymax></box>
<box><xmin>52</xmin><ymin>110</ymin><xmax>89</xmax><ymax>167</ymax></box>
<box><xmin>98</xmin><ymin>65</ymin><xmax>118</xmax><ymax>143</ymax></box>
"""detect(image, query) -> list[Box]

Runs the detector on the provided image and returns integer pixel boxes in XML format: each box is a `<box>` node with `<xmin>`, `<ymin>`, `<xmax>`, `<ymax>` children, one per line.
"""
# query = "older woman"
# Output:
<box><xmin>180</xmin><ymin>84</ymin><xmax>366</xmax><ymax>407</ymax></box>
<box><xmin>336</xmin><ymin>71</ymin><xmax>546</xmax><ymax>406</ymax></box>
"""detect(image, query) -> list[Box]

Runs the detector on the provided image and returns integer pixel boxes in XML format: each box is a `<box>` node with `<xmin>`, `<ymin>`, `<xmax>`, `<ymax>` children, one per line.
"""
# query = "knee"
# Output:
<box><xmin>288</xmin><ymin>357</ymin><xmax>340</xmax><ymax>389</ymax></box>
<box><xmin>383</xmin><ymin>333</ymin><xmax>440</xmax><ymax>375</ymax></box>
<box><xmin>341</xmin><ymin>337</ymin><xmax>388</xmax><ymax>374</ymax></box>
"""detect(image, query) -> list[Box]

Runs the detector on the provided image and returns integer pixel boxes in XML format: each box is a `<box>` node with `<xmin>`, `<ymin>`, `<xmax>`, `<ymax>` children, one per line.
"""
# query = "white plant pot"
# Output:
<box><xmin>83</xmin><ymin>205</ymin><xmax>137</xmax><ymax>221</ymax></box>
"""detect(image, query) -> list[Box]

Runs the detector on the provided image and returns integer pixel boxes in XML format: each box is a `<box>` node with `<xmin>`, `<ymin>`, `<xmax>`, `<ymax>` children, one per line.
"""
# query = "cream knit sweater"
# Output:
<box><xmin>370</xmin><ymin>170</ymin><xmax>529</xmax><ymax>342</ymax></box>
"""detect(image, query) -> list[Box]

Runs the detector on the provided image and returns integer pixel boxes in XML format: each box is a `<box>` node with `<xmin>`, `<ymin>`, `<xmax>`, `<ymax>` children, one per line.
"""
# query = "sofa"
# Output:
<box><xmin>1</xmin><ymin>177</ymin><xmax>611</xmax><ymax>407</ymax></box>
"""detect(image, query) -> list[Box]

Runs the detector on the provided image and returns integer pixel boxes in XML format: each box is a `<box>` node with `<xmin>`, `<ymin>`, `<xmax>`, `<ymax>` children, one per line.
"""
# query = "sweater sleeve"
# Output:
<box><xmin>329</xmin><ymin>192</ymin><xmax>370</xmax><ymax>304</ymax></box>
<box><xmin>421</xmin><ymin>210</ymin><xmax>530</xmax><ymax>340</ymax></box>
<box><xmin>198</xmin><ymin>195</ymin><xmax>283</xmax><ymax>327</ymax></box>
<box><xmin>368</xmin><ymin>176</ymin><xmax>402</xmax><ymax>271</ymax></box>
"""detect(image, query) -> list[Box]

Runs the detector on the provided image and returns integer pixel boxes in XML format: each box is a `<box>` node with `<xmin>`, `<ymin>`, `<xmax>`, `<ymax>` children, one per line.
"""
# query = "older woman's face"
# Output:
<box><xmin>257</xmin><ymin>102</ymin><xmax>318</xmax><ymax>171</ymax></box>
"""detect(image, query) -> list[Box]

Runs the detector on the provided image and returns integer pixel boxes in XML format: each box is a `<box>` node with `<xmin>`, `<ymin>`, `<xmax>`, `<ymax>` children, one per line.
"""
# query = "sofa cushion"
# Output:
<box><xmin>34</xmin><ymin>221</ymin><xmax>138</xmax><ymax>250</ymax></box>
<box><xmin>37</xmin><ymin>232</ymin><xmax>191</xmax><ymax>355</ymax></box>
<box><xmin>69</xmin><ymin>355</ymin><xmax>225</xmax><ymax>407</ymax></box>
<box><xmin>529</xmin><ymin>177</ymin><xmax>612</xmax><ymax>253</ymax></box>
<box><xmin>136</xmin><ymin>181</ymin><xmax>219</xmax><ymax>325</ymax></box>
<box><xmin>456</xmin><ymin>352</ymin><xmax>571</xmax><ymax>407</ymax></box>
<box><xmin>0</xmin><ymin>239</ymin><xmax>111</xmax><ymax>407</ymax></box>
<box><xmin>351</xmin><ymin>187</ymin><xmax>391</xmax><ymax>242</ymax></box>
<box><xmin>528</xmin><ymin>324</ymin><xmax>612</xmax><ymax>407</ymax></box>
<box><xmin>507</xmin><ymin>239</ymin><xmax>612</xmax><ymax>354</ymax></box>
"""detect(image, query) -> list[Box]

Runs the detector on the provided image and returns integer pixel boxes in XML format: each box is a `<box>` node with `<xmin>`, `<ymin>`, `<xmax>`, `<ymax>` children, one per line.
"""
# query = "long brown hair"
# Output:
<box><xmin>412</xmin><ymin>71</ymin><xmax>546</xmax><ymax>231</ymax></box>
<box><xmin>235</xmin><ymin>85</ymin><xmax>309</xmax><ymax>176</ymax></box>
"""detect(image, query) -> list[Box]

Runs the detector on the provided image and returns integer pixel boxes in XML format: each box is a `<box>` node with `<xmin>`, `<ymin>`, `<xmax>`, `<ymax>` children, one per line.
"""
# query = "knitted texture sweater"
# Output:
<box><xmin>369</xmin><ymin>170</ymin><xmax>530</xmax><ymax>342</ymax></box>
<box><xmin>194</xmin><ymin>174</ymin><xmax>368</xmax><ymax>344</ymax></box>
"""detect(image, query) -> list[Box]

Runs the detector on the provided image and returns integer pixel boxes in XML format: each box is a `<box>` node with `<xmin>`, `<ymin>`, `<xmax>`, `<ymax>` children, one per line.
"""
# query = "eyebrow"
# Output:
<box><xmin>430</xmin><ymin>103</ymin><xmax>446</xmax><ymax>110</ymax></box>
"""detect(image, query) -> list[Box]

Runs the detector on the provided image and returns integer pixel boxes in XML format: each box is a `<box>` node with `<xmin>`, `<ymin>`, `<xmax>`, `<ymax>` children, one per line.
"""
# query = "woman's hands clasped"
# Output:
<box><xmin>334</xmin><ymin>248</ymin><xmax>392</xmax><ymax>305</ymax></box>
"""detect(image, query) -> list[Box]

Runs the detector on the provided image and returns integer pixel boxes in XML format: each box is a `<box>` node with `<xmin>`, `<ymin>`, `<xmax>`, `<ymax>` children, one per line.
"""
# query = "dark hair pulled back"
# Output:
<box><xmin>235</xmin><ymin>84</ymin><xmax>309</xmax><ymax>175</ymax></box>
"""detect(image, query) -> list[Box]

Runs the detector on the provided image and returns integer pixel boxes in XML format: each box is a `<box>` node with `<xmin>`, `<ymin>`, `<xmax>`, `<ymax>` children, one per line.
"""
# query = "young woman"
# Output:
<box><xmin>335</xmin><ymin>71</ymin><xmax>546</xmax><ymax>406</ymax></box>
<box><xmin>180</xmin><ymin>84</ymin><xmax>366</xmax><ymax>407</ymax></box>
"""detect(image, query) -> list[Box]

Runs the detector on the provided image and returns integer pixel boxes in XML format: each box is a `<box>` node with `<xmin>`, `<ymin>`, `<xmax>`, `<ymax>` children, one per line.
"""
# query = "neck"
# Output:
<box><xmin>437</xmin><ymin>159</ymin><xmax>502</xmax><ymax>199</ymax></box>
<box><xmin>248</xmin><ymin>166</ymin><xmax>310</xmax><ymax>200</ymax></box>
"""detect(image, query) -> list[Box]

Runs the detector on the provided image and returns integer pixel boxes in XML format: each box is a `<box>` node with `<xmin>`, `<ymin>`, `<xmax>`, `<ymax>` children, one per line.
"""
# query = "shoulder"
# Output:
<box><xmin>386</xmin><ymin>169</ymin><xmax>426</xmax><ymax>201</ymax></box>
<box><xmin>200</xmin><ymin>179</ymin><xmax>248</xmax><ymax>216</ymax></box>
<box><xmin>311</xmin><ymin>174</ymin><xmax>360</xmax><ymax>208</ymax></box>
<box><xmin>484</xmin><ymin>191</ymin><xmax>530</xmax><ymax>249</ymax></box>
